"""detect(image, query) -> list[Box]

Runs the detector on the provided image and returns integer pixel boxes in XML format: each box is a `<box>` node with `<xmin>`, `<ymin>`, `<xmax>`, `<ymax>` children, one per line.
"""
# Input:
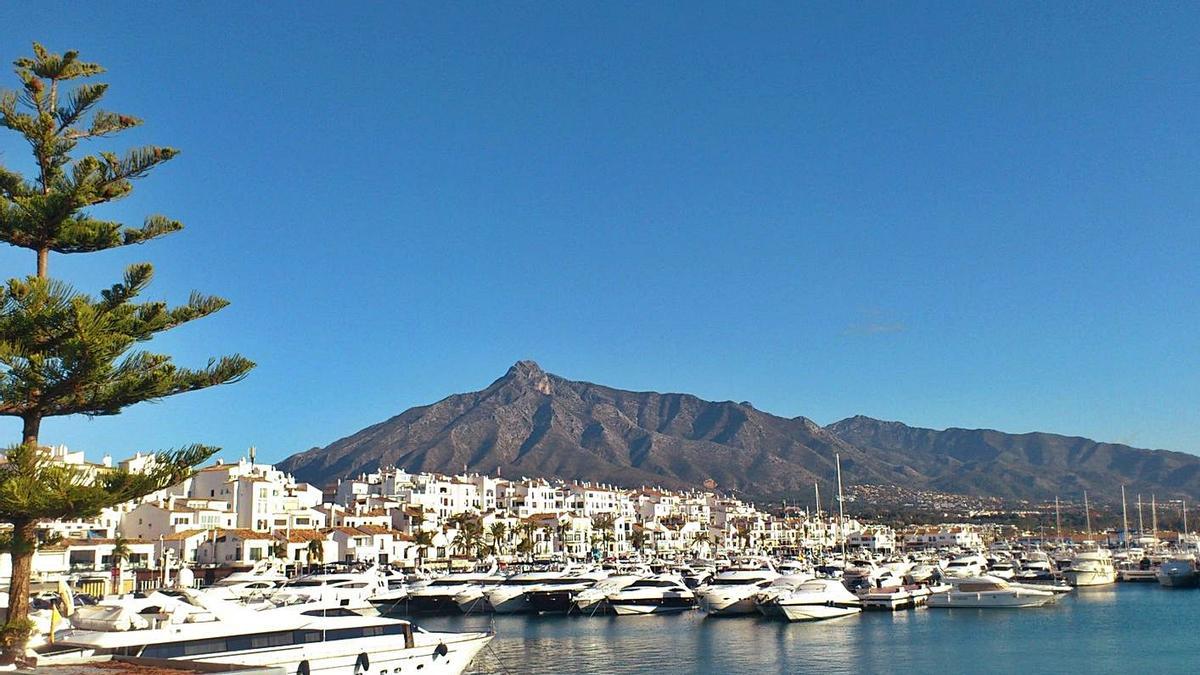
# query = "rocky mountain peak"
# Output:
<box><xmin>501</xmin><ymin>359</ymin><xmax>553</xmax><ymax>395</ymax></box>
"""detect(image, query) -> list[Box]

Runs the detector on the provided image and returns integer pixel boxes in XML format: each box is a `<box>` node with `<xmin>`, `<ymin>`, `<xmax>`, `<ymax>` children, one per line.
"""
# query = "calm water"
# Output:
<box><xmin>414</xmin><ymin>584</ymin><xmax>1200</xmax><ymax>674</ymax></box>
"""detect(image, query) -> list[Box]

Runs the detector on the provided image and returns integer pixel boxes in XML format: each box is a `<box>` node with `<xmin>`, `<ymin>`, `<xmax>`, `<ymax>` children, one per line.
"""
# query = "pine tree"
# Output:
<box><xmin>0</xmin><ymin>44</ymin><xmax>253</xmax><ymax>663</ymax></box>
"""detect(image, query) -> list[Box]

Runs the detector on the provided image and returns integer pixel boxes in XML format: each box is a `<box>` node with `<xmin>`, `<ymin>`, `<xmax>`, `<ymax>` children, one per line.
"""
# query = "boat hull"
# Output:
<box><xmin>777</xmin><ymin>602</ymin><xmax>861</xmax><ymax>622</ymax></box>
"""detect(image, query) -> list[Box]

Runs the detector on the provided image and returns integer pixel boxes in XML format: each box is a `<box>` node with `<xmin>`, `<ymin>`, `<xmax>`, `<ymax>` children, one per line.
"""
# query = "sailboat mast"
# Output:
<box><xmin>1151</xmin><ymin>495</ymin><xmax>1158</xmax><ymax>545</ymax></box>
<box><xmin>1184</xmin><ymin>501</ymin><xmax>1190</xmax><ymax>547</ymax></box>
<box><xmin>1084</xmin><ymin>491</ymin><xmax>1092</xmax><ymax>539</ymax></box>
<box><xmin>1055</xmin><ymin>496</ymin><xmax>1062</xmax><ymax>544</ymax></box>
<box><xmin>1138</xmin><ymin>494</ymin><xmax>1145</xmax><ymax>541</ymax></box>
<box><xmin>814</xmin><ymin>483</ymin><xmax>821</xmax><ymax>520</ymax></box>
<box><xmin>1121</xmin><ymin>485</ymin><xmax>1130</xmax><ymax>550</ymax></box>
<box><xmin>836</xmin><ymin>454</ymin><xmax>846</xmax><ymax>558</ymax></box>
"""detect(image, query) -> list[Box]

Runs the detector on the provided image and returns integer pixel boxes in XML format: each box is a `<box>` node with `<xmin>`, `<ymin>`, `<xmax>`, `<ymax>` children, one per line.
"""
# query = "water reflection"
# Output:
<box><xmin>410</xmin><ymin>585</ymin><xmax>1200</xmax><ymax>675</ymax></box>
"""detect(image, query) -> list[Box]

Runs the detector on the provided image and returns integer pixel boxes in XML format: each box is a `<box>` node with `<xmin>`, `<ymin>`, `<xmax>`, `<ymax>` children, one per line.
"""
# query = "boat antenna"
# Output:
<box><xmin>1121</xmin><ymin>485</ymin><xmax>1130</xmax><ymax>551</ymax></box>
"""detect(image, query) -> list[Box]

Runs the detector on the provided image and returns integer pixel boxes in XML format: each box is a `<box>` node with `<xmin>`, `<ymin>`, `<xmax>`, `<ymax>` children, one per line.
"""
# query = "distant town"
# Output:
<box><xmin>13</xmin><ymin>444</ymin><xmax>1191</xmax><ymax>592</ymax></box>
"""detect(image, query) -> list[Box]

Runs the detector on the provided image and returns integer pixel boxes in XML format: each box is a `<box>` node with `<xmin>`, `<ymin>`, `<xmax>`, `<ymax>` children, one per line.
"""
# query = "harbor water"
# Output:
<box><xmin>416</xmin><ymin>584</ymin><xmax>1199</xmax><ymax>674</ymax></box>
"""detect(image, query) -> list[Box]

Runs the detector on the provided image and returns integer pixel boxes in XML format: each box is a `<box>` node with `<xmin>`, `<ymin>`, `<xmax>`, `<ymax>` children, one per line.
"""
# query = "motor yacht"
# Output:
<box><xmin>484</xmin><ymin>566</ymin><xmax>593</xmax><ymax>614</ymax></box>
<box><xmin>202</xmin><ymin>559</ymin><xmax>289</xmax><ymax>601</ymax></box>
<box><xmin>941</xmin><ymin>554</ymin><xmax>988</xmax><ymax>579</ymax></box>
<box><xmin>771</xmin><ymin>579</ymin><xmax>862</xmax><ymax>621</ymax></box>
<box><xmin>753</xmin><ymin>573</ymin><xmax>816</xmax><ymax>618</ymax></box>
<box><xmin>40</xmin><ymin>588</ymin><xmax>492</xmax><ymax>674</ymax></box>
<box><xmin>858</xmin><ymin>583</ymin><xmax>932</xmax><ymax>611</ymax></box>
<box><xmin>927</xmin><ymin>576</ymin><xmax>1057</xmax><ymax>608</ymax></box>
<box><xmin>264</xmin><ymin>567</ymin><xmax>389</xmax><ymax>611</ymax></box>
<box><xmin>696</xmin><ymin>564</ymin><xmax>780</xmax><ymax>616</ymax></box>
<box><xmin>1063</xmin><ymin>543</ymin><xmax>1117</xmax><ymax>587</ymax></box>
<box><xmin>1156</xmin><ymin>557</ymin><xmax>1199</xmax><ymax>588</ymax></box>
<box><xmin>394</xmin><ymin>563</ymin><xmax>506</xmax><ymax>614</ymax></box>
<box><xmin>572</xmin><ymin>571</ymin><xmax>646</xmax><ymax>614</ymax></box>
<box><xmin>606</xmin><ymin>574</ymin><xmax>697</xmax><ymax>615</ymax></box>
<box><xmin>524</xmin><ymin>568</ymin><xmax>612</xmax><ymax>614</ymax></box>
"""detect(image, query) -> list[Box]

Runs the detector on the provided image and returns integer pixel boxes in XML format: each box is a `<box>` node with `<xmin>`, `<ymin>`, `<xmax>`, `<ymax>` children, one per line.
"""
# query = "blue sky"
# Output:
<box><xmin>1</xmin><ymin>3</ymin><xmax>1197</xmax><ymax>464</ymax></box>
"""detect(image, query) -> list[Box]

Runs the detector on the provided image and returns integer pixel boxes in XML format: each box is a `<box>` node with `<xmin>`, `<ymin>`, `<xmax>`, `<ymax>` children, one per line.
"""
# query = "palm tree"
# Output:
<box><xmin>488</xmin><ymin>522</ymin><xmax>508</xmax><ymax>557</ymax></box>
<box><xmin>270</xmin><ymin>540</ymin><xmax>288</xmax><ymax>562</ymax></box>
<box><xmin>630</xmin><ymin>528</ymin><xmax>646</xmax><ymax>558</ymax></box>
<box><xmin>413</xmin><ymin>529</ymin><xmax>435</xmax><ymax>569</ymax></box>
<box><xmin>591</xmin><ymin>513</ymin><xmax>616</xmax><ymax>558</ymax></box>
<box><xmin>306</xmin><ymin>539</ymin><xmax>324</xmax><ymax>572</ymax></box>
<box><xmin>690</xmin><ymin>530</ymin><xmax>709</xmax><ymax>556</ymax></box>
<box><xmin>109</xmin><ymin>537</ymin><xmax>130</xmax><ymax>595</ymax></box>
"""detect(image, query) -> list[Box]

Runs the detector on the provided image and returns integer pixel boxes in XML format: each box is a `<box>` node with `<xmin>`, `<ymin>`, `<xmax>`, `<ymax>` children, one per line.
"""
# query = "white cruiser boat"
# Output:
<box><xmin>203</xmin><ymin>559</ymin><xmax>289</xmax><ymax>601</ymax></box>
<box><xmin>396</xmin><ymin>563</ymin><xmax>505</xmax><ymax>614</ymax></box>
<box><xmin>858</xmin><ymin>584</ymin><xmax>932</xmax><ymax>611</ymax></box>
<box><xmin>607</xmin><ymin>575</ymin><xmax>697</xmax><ymax>615</ymax></box>
<box><xmin>753</xmin><ymin>573</ymin><xmax>816</xmax><ymax>618</ymax></box>
<box><xmin>265</xmin><ymin>568</ymin><xmax>389</xmax><ymax>610</ymax></box>
<box><xmin>524</xmin><ymin>568</ymin><xmax>611</xmax><ymax>614</ymax></box>
<box><xmin>1063</xmin><ymin>544</ymin><xmax>1117</xmax><ymax>587</ymax></box>
<box><xmin>927</xmin><ymin>576</ymin><xmax>1057</xmax><ymax>608</ymax></box>
<box><xmin>572</xmin><ymin>572</ymin><xmax>645</xmax><ymax>614</ymax></box>
<box><xmin>771</xmin><ymin>579</ymin><xmax>862</xmax><ymax>621</ymax></box>
<box><xmin>697</xmin><ymin>566</ymin><xmax>780</xmax><ymax>616</ymax></box>
<box><xmin>40</xmin><ymin>588</ymin><xmax>491</xmax><ymax>674</ymax></box>
<box><xmin>942</xmin><ymin>554</ymin><xmax>988</xmax><ymax>579</ymax></box>
<box><xmin>484</xmin><ymin>566</ymin><xmax>591</xmax><ymax>614</ymax></box>
<box><xmin>1156</xmin><ymin>558</ymin><xmax>1199</xmax><ymax>588</ymax></box>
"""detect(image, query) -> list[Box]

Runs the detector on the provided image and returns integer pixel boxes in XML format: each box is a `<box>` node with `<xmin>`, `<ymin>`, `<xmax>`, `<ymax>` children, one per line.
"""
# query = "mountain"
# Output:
<box><xmin>277</xmin><ymin>361</ymin><xmax>1200</xmax><ymax>503</ymax></box>
<box><xmin>826</xmin><ymin>415</ymin><xmax>1200</xmax><ymax>502</ymax></box>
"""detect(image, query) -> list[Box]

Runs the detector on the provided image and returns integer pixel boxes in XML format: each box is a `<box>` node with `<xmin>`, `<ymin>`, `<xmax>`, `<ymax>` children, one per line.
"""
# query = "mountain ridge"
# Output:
<box><xmin>276</xmin><ymin>361</ymin><xmax>1200</xmax><ymax>503</ymax></box>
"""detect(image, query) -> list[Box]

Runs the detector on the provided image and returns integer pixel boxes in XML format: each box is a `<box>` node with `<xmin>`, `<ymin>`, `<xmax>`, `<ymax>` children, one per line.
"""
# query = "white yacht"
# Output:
<box><xmin>753</xmin><ymin>573</ymin><xmax>816</xmax><ymax>618</ymax></box>
<box><xmin>771</xmin><ymin>579</ymin><xmax>862</xmax><ymax>621</ymax></box>
<box><xmin>841</xmin><ymin>559</ymin><xmax>885</xmax><ymax>590</ymax></box>
<box><xmin>396</xmin><ymin>563</ymin><xmax>506</xmax><ymax>614</ymax></box>
<box><xmin>1063</xmin><ymin>543</ymin><xmax>1117</xmax><ymax>587</ymax></box>
<box><xmin>40</xmin><ymin>588</ymin><xmax>491</xmax><ymax>674</ymax></box>
<box><xmin>524</xmin><ymin>568</ymin><xmax>612</xmax><ymax>614</ymax></box>
<box><xmin>942</xmin><ymin>554</ymin><xmax>988</xmax><ymax>579</ymax></box>
<box><xmin>572</xmin><ymin>572</ymin><xmax>645</xmax><ymax>614</ymax></box>
<box><xmin>858</xmin><ymin>583</ymin><xmax>932</xmax><ymax>611</ymax></box>
<box><xmin>606</xmin><ymin>574</ymin><xmax>697</xmax><ymax>615</ymax></box>
<box><xmin>484</xmin><ymin>566</ymin><xmax>591</xmax><ymax>614</ymax></box>
<box><xmin>203</xmin><ymin>559</ymin><xmax>289</xmax><ymax>601</ymax></box>
<box><xmin>697</xmin><ymin>564</ymin><xmax>780</xmax><ymax>616</ymax></box>
<box><xmin>927</xmin><ymin>576</ymin><xmax>1057</xmax><ymax>608</ymax></box>
<box><xmin>1156</xmin><ymin>557</ymin><xmax>1199</xmax><ymax>588</ymax></box>
<box><xmin>265</xmin><ymin>568</ymin><xmax>389</xmax><ymax>610</ymax></box>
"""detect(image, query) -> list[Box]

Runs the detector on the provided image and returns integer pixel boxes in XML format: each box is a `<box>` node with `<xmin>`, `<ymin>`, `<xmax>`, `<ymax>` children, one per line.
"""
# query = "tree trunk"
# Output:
<box><xmin>1</xmin><ymin>519</ymin><xmax>39</xmax><ymax>666</ymax></box>
<box><xmin>21</xmin><ymin>416</ymin><xmax>40</xmax><ymax>448</ymax></box>
<box><xmin>36</xmin><ymin>248</ymin><xmax>47</xmax><ymax>279</ymax></box>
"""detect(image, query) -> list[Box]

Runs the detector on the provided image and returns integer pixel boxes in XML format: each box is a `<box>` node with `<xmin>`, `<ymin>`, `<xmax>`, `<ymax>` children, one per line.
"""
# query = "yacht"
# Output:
<box><xmin>396</xmin><ymin>564</ymin><xmax>506</xmax><ymax>614</ymax></box>
<box><xmin>265</xmin><ymin>568</ymin><xmax>389</xmax><ymax>611</ymax></box>
<box><xmin>941</xmin><ymin>554</ymin><xmax>988</xmax><ymax>579</ymax></box>
<box><xmin>525</xmin><ymin>568</ymin><xmax>612</xmax><ymax>614</ymax></box>
<box><xmin>858</xmin><ymin>583</ymin><xmax>932</xmax><ymax>611</ymax></box>
<box><xmin>606</xmin><ymin>574</ymin><xmax>697</xmax><ymax>615</ymax></box>
<box><xmin>753</xmin><ymin>573</ymin><xmax>816</xmax><ymax>618</ymax></box>
<box><xmin>572</xmin><ymin>571</ymin><xmax>645</xmax><ymax>614</ymax></box>
<box><xmin>927</xmin><ymin>576</ymin><xmax>1057</xmax><ymax>608</ymax></box>
<box><xmin>842</xmin><ymin>559</ymin><xmax>884</xmax><ymax>590</ymax></box>
<box><xmin>771</xmin><ymin>579</ymin><xmax>862</xmax><ymax>621</ymax></box>
<box><xmin>484</xmin><ymin>566</ymin><xmax>591</xmax><ymax>615</ymax></box>
<box><xmin>40</xmin><ymin>588</ymin><xmax>492</xmax><ymax>674</ymax></box>
<box><xmin>987</xmin><ymin>559</ymin><xmax>1017</xmax><ymax>580</ymax></box>
<box><xmin>696</xmin><ymin>564</ymin><xmax>780</xmax><ymax>616</ymax></box>
<box><xmin>1156</xmin><ymin>557</ymin><xmax>1199</xmax><ymax>588</ymax></box>
<box><xmin>1063</xmin><ymin>543</ymin><xmax>1117</xmax><ymax>587</ymax></box>
<box><xmin>203</xmin><ymin>559</ymin><xmax>289</xmax><ymax>601</ymax></box>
